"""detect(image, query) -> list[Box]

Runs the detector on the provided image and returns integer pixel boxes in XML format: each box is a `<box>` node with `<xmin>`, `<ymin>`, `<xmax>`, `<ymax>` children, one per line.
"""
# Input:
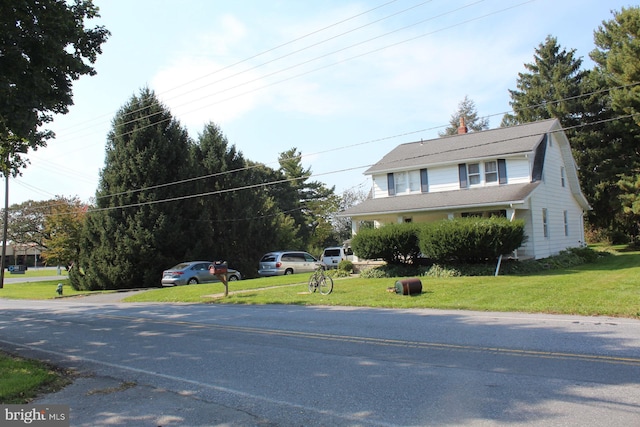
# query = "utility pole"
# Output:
<box><xmin>0</xmin><ymin>171</ymin><xmax>7</xmax><ymax>289</ymax></box>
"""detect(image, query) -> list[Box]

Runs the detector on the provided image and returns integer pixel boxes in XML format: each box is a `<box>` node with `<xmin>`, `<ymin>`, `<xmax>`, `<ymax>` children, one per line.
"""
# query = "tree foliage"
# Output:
<box><xmin>584</xmin><ymin>7</ymin><xmax>640</xmax><ymax>241</ymax></box>
<box><xmin>188</xmin><ymin>123</ymin><xmax>295</xmax><ymax>277</ymax></box>
<box><xmin>41</xmin><ymin>197</ymin><xmax>86</xmax><ymax>268</ymax></box>
<box><xmin>273</xmin><ymin>148</ymin><xmax>337</xmax><ymax>251</ymax></box>
<box><xmin>2</xmin><ymin>200</ymin><xmax>52</xmax><ymax>248</ymax></box>
<box><xmin>439</xmin><ymin>96</ymin><xmax>489</xmax><ymax>136</ymax></box>
<box><xmin>71</xmin><ymin>89</ymin><xmax>195</xmax><ymax>290</ymax></box>
<box><xmin>591</xmin><ymin>7</ymin><xmax>640</xmax><ymax>127</ymax></box>
<box><xmin>501</xmin><ymin>35</ymin><xmax>586</xmax><ymax>128</ymax></box>
<box><xmin>332</xmin><ymin>186</ymin><xmax>369</xmax><ymax>244</ymax></box>
<box><xmin>0</xmin><ymin>0</ymin><xmax>109</xmax><ymax>176</ymax></box>
<box><xmin>502</xmin><ymin>14</ymin><xmax>640</xmax><ymax>243</ymax></box>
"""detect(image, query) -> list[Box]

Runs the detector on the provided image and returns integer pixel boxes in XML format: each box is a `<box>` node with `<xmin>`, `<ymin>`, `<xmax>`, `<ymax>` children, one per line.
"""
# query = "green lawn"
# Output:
<box><xmin>0</xmin><ymin>350</ymin><xmax>70</xmax><ymax>404</ymax></box>
<box><xmin>124</xmin><ymin>250</ymin><xmax>640</xmax><ymax>318</ymax></box>
<box><xmin>5</xmin><ymin>267</ymin><xmax>68</xmax><ymax>277</ymax></box>
<box><xmin>1</xmin><ymin>251</ymin><xmax>638</xmax><ymax>318</ymax></box>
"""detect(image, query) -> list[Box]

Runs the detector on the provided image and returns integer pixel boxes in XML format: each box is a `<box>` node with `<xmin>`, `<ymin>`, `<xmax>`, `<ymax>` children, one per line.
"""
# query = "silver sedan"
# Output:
<box><xmin>161</xmin><ymin>261</ymin><xmax>241</xmax><ymax>286</ymax></box>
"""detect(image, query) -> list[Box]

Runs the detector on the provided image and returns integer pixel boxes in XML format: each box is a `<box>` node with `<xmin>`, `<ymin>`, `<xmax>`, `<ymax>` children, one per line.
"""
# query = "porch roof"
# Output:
<box><xmin>340</xmin><ymin>182</ymin><xmax>540</xmax><ymax>217</ymax></box>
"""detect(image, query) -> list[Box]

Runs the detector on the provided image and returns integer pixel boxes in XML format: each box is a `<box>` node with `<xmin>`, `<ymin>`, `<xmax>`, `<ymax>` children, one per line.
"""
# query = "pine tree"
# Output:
<box><xmin>501</xmin><ymin>36</ymin><xmax>586</xmax><ymax>128</ymax></box>
<box><xmin>276</xmin><ymin>148</ymin><xmax>336</xmax><ymax>250</ymax></box>
<box><xmin>591</xmin><ymin>7</ymin><xmax>640</xmax><ymax>126</ymax></box>
<box><xmin>439</xmin><ymin>96</ymin><xmax>489</xmax><ymax>136</ymax></box>
<box><xmin>189</xmin><ymin>123</ymin><xmax>289</xmax><ymax>276</ymax></box>
<box><xmin>585</xmin><ymin>6</ymin><xmax>640</xmax><ymax>242</ymax></box>
<box><xmin>70</xmin><ymin>88</ymin><xmax>195</xmax><ymax>290</ymax></box>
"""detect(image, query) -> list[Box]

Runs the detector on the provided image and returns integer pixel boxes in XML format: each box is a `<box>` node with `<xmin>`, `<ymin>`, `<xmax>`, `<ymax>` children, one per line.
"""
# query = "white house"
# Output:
<box><xmin>341</xmin><ymin>118</ymin><xmax>591</xmax><ymax>260</ymax></box>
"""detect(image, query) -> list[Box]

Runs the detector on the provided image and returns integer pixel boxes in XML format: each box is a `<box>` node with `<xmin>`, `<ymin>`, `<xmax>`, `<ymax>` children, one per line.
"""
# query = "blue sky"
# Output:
<box><xmin>10</xmin><ymin>0</ymin><xmax>634</xmax><ymax>205</ymax></box>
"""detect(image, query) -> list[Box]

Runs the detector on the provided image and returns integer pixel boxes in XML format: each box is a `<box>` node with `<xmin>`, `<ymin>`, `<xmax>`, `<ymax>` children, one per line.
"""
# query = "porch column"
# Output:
<box><xmin>351</xmin><ymin>219</ymin><xmax>359</xmax><ymax>236</ymax></box>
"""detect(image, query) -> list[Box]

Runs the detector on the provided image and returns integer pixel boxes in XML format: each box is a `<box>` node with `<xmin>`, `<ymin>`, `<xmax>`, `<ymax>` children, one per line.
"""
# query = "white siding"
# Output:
<box><xmin>527</xmin><ymin>136</ymin><xmax>585</xmax><ymax>259</ymax></box>
<box><xmin>372</xmin><ymin>174</ymin><xmax>388</xmax><ymax>199</ymax></box>
<box><xmin>427</xmin><ymin>166</ymin><xmax>460</xmax><ymax>192</ymax></box>
<box><xmin>506</xmin><ymin>158</ymin><xmax>531</xmax><ymax>184</ymax></box>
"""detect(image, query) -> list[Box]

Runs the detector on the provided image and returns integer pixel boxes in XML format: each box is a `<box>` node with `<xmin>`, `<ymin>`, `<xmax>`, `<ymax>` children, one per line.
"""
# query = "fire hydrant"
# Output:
<box><xmin>56</xmin><ymin>283</ymin><xmax>63</xmax><ymax>296</ymax></box>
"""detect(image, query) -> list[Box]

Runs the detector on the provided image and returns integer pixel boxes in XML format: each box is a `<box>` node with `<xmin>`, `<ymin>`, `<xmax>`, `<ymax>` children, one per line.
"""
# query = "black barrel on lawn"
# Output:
<box><xmin>394</xmin><ymin>278</ymin><xmax>422</xmax><ymax>295</ymax></box>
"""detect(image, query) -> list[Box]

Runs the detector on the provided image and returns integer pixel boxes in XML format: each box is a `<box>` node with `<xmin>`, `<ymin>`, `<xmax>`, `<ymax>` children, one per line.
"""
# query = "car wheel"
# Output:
<box><xmin>284</xmin><ymin>269</ymin><xmax>293</xmax><ymax>275</ymax></box>
<box><xmin>187</xmin><ymin>278</ymin><xmax>198</xmax><ymax>285</ymax></box>
<box><xmin>228</xmin><ymin>275</ymin><xmax>238</xmax><ymax>281</ymax></box>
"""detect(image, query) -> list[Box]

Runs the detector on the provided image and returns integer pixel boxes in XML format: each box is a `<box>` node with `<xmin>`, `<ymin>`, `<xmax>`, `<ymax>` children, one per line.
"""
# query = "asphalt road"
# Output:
<box><xmin>0</xmin><ymin>296</ymin><xmax>639</xmax><ymax>426</ymax></box>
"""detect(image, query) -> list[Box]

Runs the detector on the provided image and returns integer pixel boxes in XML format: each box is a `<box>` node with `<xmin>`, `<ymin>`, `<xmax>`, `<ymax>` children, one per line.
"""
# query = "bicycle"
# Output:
<box><xmin>308</xmin><ymin>266</ymin><xmax>333</xmax><ymax>295</ymax></box>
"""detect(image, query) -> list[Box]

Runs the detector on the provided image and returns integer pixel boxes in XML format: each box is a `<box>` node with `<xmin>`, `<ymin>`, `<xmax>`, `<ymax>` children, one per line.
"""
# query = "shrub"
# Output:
<box><xmin>419</xmin><ymin>218</ymin><xmax>526</xmax><ymax>263</ymax></box>
<box><xmin>351</xmin><ymin>222</ymin><xmax>421</xmax><ymax>264</ymax></box>
<box><xmin>359</xmin><ymin>267</ymin><xmax>387</xmax><ymax>278</ymax></box>
<box><xmin>337</xmin><ymin>259</ymin><xmax>354</xmax><ymax>273</ymax></box>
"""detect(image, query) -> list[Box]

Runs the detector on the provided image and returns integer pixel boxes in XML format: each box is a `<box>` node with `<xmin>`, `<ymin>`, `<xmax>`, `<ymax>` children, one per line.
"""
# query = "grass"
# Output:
<box><xmin>0</xmin><ymin>350</ymin><xmax>71</xmax><ymax>404</ymax></box>
<box><xmin>0</xmin><ymin>279</ymin><xmax>81</xmax><ymax>299</ymax></box>
<box><xmin>123</xmin><ymin>249</ymin><xmax>640</xmax><ymax>318</ymax></box>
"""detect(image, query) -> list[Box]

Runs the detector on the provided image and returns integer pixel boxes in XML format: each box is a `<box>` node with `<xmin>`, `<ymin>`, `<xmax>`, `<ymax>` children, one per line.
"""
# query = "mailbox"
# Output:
<box><xmin>210</xmin><ymin>261</ymin><xmax>228</xmax><ymax>275</ymax></box>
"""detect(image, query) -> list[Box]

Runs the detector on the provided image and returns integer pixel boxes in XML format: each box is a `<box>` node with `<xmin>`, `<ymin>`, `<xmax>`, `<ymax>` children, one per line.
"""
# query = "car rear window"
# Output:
<box><xmin>323</xmin><ymin>249</ymin><xmax>341</xmax><ymax>257</ymax></box>
<box><xmin>260</xmin><ymin>254</ymin><xmax>277</xmax><ymax>262</ymax></box>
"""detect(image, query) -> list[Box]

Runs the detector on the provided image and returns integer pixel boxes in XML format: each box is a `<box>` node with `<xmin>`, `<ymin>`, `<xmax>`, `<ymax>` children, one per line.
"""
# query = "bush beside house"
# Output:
<box><xmin>352</xmin><ymin>218</ymin><xmax>525</xmax><ymax>265</ymax></box>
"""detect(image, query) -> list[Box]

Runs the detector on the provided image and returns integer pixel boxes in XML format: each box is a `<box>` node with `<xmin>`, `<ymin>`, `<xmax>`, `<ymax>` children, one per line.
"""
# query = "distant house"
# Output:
<box><xmin>340</xmin><ymin>118</ymin><xmax>591</xmax><ymax>260</ymax></box>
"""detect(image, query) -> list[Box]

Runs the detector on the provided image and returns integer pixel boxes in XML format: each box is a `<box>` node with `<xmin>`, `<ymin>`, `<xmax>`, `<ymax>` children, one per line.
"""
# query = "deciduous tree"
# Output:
<box><xmin>0</xmin><ymin>0</ymin><xmax>109</xmax><ymax>175</ymax></box>
<box><xmin>41</xmin><ymin>197</ymin><xmax>87</xmax><ymax>268</ymax></box>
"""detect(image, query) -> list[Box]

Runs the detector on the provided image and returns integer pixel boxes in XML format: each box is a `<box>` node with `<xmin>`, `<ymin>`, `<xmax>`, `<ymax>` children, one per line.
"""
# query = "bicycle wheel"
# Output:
<box><xmin>308</xmin><ymin>274</ymin><xmax>318</xmax><ymax>293</ymax></box>
<box><xmin>318</xmin><ymin>275</ymin><xmax>333</xmax><ymax>295</ymax></box>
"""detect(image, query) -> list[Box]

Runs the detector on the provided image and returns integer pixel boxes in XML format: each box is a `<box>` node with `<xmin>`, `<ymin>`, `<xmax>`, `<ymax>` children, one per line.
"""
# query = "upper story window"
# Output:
<box><xmin>561</xmin><ymin>166</ymin><xmax>566</xmax><ymax>187</ymax></box>
<box><xmin>395</xmin><ymin>172</ymin><xmax>407</xmax><ymax>194</ymax></box>
<box><xmin>485</xmin><ymin>161</ymin><xmax>498</xmax><ymax>183</ymax></box>
<box><xmin>459</xmin><ymin>159</ymin><xmax>506</xmax><ymax>188</ymax></box>
<box><xmin>467</xmin><ymin>163</ymin><xmax>481</xmax><ymax>185</ymax></box>
<box><xmin>387</xmin><ymin>171</ymin><xmax>423</xmax><ymax>196</ymax></box>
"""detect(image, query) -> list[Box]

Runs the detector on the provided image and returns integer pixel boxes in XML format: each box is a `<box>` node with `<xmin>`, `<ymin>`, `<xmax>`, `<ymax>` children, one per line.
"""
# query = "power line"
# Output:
<box><xmin>25</xmin><ymin>80</ymin><xmax>636</xmax><ymax>206</ymax></box>
<box><xmin>15</xmin><ymin>79</ymin><xmax>639</xmax><ymax>213</ymax></box>
<box><xmin>54</xmin><ymin>0</ymin><xmax>407</xmax><ymax>140</ymax></box>
<box><xmin>51</xmin><ymin>0</ymin><xmax>494</xmax><ymax>147</ymax></box>
<box><xmin>80</xmin><ymin>112</ymin><xmax>640</xmax><ymax>216</ymax></box>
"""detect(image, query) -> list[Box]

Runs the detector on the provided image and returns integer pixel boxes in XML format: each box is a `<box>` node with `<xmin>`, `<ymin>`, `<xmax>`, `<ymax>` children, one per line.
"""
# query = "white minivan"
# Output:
<box><xmin>321</xmin><ymin>246</ymin><xmax>353</xmax><ymax>269</ymax></box>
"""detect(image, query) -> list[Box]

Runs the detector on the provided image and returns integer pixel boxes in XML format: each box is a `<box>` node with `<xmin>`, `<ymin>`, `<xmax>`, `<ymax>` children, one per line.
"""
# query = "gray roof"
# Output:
<box><xmin>340</xmin><ymin>182</ymin><xmax>540</xmax><ymax>217</ymax></box>
<box><xmin>365</xmin><ymin>118</ymin><xmax>558</xmax><ymax>174</ymax></box>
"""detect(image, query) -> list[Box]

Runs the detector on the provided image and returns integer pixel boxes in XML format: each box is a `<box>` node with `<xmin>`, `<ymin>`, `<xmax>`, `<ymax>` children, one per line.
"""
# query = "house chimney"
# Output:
<box><xmin>457</xmin><ymin>117</ymin><xmax>468</xmax><ymax>134</ymax></box>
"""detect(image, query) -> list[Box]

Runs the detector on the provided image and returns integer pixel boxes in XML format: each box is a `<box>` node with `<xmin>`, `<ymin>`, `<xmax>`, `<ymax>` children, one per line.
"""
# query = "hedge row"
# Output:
<box><xmin>351</xmin><ymin>218</ymin><xmax>526</xmax><ymax>264</ymax></box>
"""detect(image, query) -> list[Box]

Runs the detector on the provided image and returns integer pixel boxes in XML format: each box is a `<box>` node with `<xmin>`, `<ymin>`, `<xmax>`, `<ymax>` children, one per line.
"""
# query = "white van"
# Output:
<box><xmin>321</xmin><ymin>246</ymin><xmax>353</xmax><ymax>269</ymax></box>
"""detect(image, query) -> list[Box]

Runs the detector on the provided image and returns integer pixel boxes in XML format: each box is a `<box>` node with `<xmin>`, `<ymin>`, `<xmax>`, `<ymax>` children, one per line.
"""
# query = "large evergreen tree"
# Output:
<box><xmin>439</xmin><ymin>96</ymin><xmax>489</xmax><ymax>136</ymax></box>
<box><xmin>592</xmin><ymin>7</ymin><xmax>640</xmax><ymax>126</ymax></box>
<box><xmin>70</xmin><ymin>88</ymin><xmax>195</xmax><ymax>290</ymax></box>
<box><xmin>589</xmin><ymin>6</ymin><xmax>640</xmax><ymax>243</ymax></box>
<box><xmin>189</xmin><ymin>123</ymin><xmax>292</xmax><ymax>277</ymax></box>
<box><xmin>501</xmin><ymin>35</ymin><xmax>586</xmax><ymax>128</ymax></box>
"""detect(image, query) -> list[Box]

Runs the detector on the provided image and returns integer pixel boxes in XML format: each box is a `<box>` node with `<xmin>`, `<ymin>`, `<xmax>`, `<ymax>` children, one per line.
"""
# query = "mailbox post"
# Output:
<box><xmin>209</xmin><ymin>261</ymin><xmax>229</xmax><ymax>297</ymax></box>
